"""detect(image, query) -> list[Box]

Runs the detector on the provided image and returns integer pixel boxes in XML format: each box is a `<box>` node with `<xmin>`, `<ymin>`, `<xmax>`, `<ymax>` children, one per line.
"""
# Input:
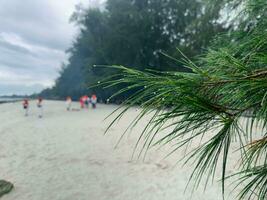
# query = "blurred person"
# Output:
<box><xmin>37</xmin><ymin>97</ymin><xmax>43</xmax><ymax>118</ymax></box>
<box><xmin>23</xmin><ymin>99</ymin><xmax>29</xmax><ymax>116</ymax></box>
<box><xmin>66</xmin><ymin>96</ymin><xmax>72</xmax><ymax>111</ymax></box>
<box><xmin>91</xmin><ymin>94</ymin><xmax>97</xmax><ymax>109</ymax></box>
<box><xmin>84</xmin><ymin>95</ymin><xmax>89</xmax><ymax>108</ymax></box>
<box><xmin>79</xmin><ymin>97</ymin><xmax>84</xmax><ymax>109</ymax></box>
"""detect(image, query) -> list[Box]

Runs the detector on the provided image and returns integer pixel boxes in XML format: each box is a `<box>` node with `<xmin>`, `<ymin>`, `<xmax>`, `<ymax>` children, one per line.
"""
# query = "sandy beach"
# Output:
<box><xmin>0</xmin><ymin>100</ymin><xmax>238</xmax><ymax>200</ymax></box>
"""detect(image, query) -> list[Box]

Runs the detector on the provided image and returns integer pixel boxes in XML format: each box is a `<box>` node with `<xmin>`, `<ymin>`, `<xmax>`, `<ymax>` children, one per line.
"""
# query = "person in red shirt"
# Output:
<box><xmin>80</xmin><ymin>97</ymin><xmax>84</xmax><ymax>109</ymax></box>
<box><xmin>91</xmin><ymin>94</ymin><xmax>97</xmax><ymax>109</ymax></box>
<box><xmin>23</xmin><ymin>99</ymin><xmax>29</xmax><ymax>116</ymax></box>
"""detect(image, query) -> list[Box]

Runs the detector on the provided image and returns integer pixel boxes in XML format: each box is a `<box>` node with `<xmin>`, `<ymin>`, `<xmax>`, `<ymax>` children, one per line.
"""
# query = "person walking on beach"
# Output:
<box><xmin>23</xmin><ymin>99</ymin><xmax>29</xmax><ymax>116</ymax></box>
<box><xmin>91</xmin><ymin>94</ymin><xmax>97</xmax><ymax>109</ymax></box>
<box><xmin>37</xmin><ymin>97</ymin><xmax>43</xmax><ymax>118</ymax></box>
<box><xmin>66</xmin><ymin>96</ymin><xmax>72</xmax><ymax>111</ymax></box>
<box><xmin>84</xmin><ymin>95</ymin><xmax>89</xmax><ymax>108</ymax></box>
<box><xmin>80</xmin><ymin>97</ymin><xmax>84</xmax><ymax>109</ymax></box>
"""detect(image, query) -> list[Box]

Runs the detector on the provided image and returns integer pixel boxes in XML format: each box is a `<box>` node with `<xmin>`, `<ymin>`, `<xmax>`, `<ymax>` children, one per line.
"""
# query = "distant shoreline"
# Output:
<box><xmin>0</xmin><ymin>97</ymin><xmax>23</xmax><ymax>104</ymax></box>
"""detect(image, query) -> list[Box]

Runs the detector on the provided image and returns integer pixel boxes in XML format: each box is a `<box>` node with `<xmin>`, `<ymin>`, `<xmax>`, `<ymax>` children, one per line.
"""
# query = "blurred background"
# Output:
<box><xmin>0</xmin><ymin>0</ymin><xmax>241</xmax><ymax>101</ymax></box>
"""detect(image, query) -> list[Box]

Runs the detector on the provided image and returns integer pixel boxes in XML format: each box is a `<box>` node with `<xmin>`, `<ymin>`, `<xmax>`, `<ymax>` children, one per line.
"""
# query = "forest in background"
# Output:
<box><xmin>40</xmin><ymin>0</ymin><xmax>236</xmax><ymax>102</ymax></box>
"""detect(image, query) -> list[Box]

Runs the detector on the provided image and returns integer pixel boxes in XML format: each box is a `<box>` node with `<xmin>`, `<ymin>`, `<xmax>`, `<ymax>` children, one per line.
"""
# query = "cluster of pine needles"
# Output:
<box><xmin>96</xmin><ymin>1</ymin><xmax>267</xmax><ymax>199</ymax></box>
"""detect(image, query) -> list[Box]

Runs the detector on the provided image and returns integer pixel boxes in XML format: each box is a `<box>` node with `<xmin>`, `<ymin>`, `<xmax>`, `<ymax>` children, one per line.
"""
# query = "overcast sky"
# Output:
<box><xmin>0</xmin><ymin>0</ymin><xmax>105</xmax><ymax>96</ymax></box>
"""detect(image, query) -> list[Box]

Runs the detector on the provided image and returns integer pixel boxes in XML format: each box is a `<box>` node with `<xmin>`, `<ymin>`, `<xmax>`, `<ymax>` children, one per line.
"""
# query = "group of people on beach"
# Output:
<box><xmin>22</xmin><ymin>97</ymin><xmax>43</xmax><ymax>118</ymax></box>
<box><xmin>66</xmin><ymin>94</ymin><xmax>97</xmax><ymax>111</ymax></box>
<box><xmin>22</xmin><ymin>94</ymin><xmax>98</xmax><ymax>117</ymax></box>
<box><xmin>79</xmin><ymin>94</ymin><xmax>97</xmax><ymax>109</ymax></box>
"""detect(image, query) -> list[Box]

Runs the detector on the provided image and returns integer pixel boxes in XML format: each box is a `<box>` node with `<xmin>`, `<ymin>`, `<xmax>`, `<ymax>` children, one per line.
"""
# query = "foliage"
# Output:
<box><xmin>101</xmin><ymin>0</ymin><xmax>267</xmax><ymax>199</ymax></box>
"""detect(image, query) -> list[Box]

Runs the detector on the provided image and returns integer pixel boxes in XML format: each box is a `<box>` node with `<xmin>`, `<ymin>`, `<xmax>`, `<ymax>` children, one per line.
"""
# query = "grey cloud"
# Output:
<box><xmin>0</xmin><ymin>83</ymin><xmax>44</xmax><ymax>96</ymax></box>
<box><xmin>0</xmin><ymin>40</ymin><xmax>35</xmax><ymax>56</ymax></box>
<box><xmin>0</xmin><ymin>43</ymin><xmax>61</xmax><ymax>72</ymax></box>
<box><xmin>0</xmin><ymin>0</ymin><xmax>71</xmax><ymax>51</ymax></box>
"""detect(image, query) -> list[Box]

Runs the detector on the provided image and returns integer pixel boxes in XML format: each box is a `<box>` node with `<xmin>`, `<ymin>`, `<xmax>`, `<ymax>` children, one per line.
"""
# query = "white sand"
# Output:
<box><xmin>0</xmin><ymin>100</ymin><xmax>238</xmax><ymax>200</ymax></box>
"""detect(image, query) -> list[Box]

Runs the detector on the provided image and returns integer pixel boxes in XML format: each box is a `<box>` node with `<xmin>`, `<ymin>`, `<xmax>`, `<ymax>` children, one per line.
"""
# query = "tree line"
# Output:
<box><xmin>41</xmin><ymin>0</ymin><xmax>230</xmax><ymax>101</ymax></box>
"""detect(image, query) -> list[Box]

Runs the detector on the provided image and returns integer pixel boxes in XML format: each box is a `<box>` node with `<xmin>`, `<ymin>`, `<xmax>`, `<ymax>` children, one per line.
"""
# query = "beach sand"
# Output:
<box><xmin>0</xmin><ymin>100</ymin><xmax>238</xmax><ymax>200</ymax></box>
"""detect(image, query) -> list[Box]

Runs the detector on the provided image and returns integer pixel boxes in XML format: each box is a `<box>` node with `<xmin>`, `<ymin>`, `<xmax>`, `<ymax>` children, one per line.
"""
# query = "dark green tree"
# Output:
<box><xmin>42</xmin><ymin>0</ymin><xmax>227</xmax><ymax>101</ymax></box>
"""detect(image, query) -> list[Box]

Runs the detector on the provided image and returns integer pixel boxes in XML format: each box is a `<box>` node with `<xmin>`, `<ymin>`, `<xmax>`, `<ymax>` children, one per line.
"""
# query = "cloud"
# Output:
<box><xmin>0</xmin><ymin>39</ymin><xmax>34</xmax><ymax>57</ymax></box>
<box><xmin>0</xmin><ymin>0</ymin><xmax>76</xmax><ymax>51</ymax></box>
<box><xmin>0</xmin><ymin>84</ymin><xmax>45</xmax><ymax>96</ymax></box>
<box><xmin>0</xmin><ymin>0</ymin><xmax>95</xmax><ymax>95</ymax></box>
